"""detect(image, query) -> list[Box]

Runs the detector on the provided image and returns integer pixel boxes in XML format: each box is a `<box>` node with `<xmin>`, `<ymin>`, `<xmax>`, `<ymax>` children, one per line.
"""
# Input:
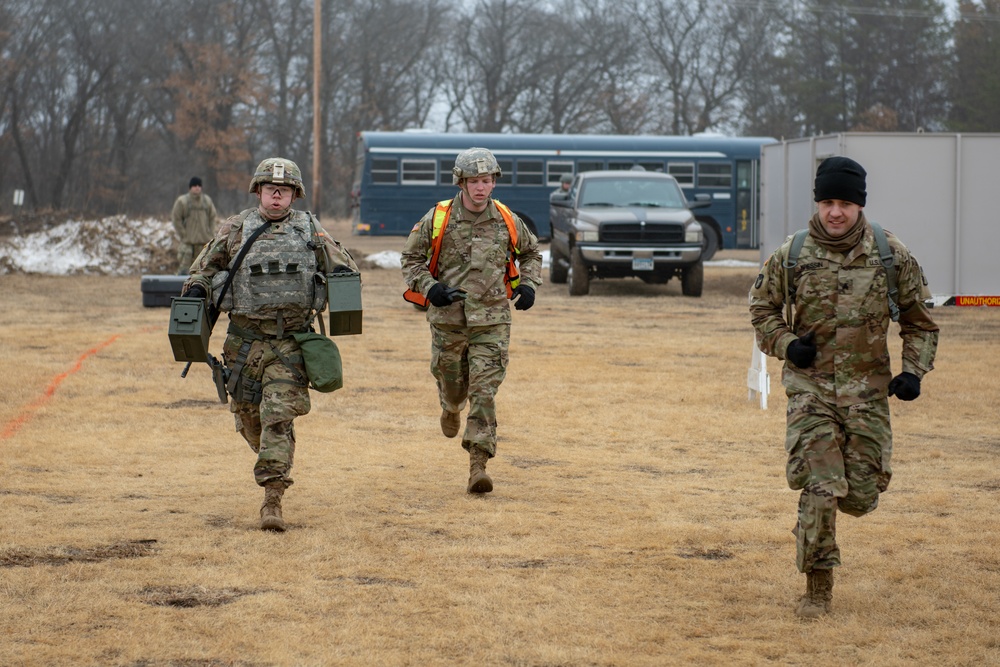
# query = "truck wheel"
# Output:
<box><xmin>681</xmin><ymin>262</ymin><xmax>703</xmax><ymax>297</ymax></box>
<box><xmin>549</xmin><ymin>246</ymin><xmax>568</xmax><ymax>284</ymax></box>
<box><xmin>700</xmin><ymin>228</ymin><xmax>719</xmax><ymax>262</ymax></box>
<box><xmin>569</xmin><ymin>246</ymin><xmax>590</xmax><ymax>296</ymax></box>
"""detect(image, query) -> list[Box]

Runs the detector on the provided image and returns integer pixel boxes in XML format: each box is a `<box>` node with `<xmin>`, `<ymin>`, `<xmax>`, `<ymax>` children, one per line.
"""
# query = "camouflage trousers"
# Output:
<box><xmin>786</xmin><ymin>392</ymin><xmax>892</xmax><ymax>572</ymax></box>
<box><xmin>224</xmin><ymin>334</ymin><xmax>310</xmax><ymax>488</ymax></box>
<box><xmin>176</xmin><ymin>242</ymin><xmax>207</xmax><ymax>275</ymax></box>
<box><xmin>430</xmin><ymin>323</ymin><xmax>510</xmax><ymax>457</ymax></box>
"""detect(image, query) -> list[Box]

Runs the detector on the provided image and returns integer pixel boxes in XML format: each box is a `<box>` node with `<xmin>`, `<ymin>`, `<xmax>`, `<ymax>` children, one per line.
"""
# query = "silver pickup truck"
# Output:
<box><xmin>549</xmin><ymin>170</ymin><xmax>709</xmax><ymax>296</ymax></box>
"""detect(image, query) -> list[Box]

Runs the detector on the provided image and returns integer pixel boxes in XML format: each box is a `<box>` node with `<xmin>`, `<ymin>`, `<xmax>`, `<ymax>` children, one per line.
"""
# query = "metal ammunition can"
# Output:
<box><xmin>168</xmin><ymin>297</ymin><xmax>211</xmax><ymax>362</ymax></box>
<box><xmin>327</xmin><ymin>271</ymin><xmax>363</xmax><ymax>336</ymax></box>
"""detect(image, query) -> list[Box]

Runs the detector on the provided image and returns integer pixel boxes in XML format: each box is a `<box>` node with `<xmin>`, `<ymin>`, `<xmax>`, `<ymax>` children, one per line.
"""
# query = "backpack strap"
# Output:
<box><xmin>870</xmin><ymin>222</ymin><xmax>900</xmax><ymax>322</ymax></box>
<box><xmin>781</xmin><ymin>224</ymin><xmax>900</xmax><ymax>330</ymax></box>
<box><xmin>782</xmin><ymin>229</ymin><xmax>809</xmax><ymax>331</ymax></box>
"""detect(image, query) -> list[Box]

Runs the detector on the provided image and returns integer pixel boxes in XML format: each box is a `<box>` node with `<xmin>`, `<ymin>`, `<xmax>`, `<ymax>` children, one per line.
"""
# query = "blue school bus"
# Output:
<box><xmin>352</xmin><ymin>131</ymin><xmax>777</xmax><ymax>256</ymax></box>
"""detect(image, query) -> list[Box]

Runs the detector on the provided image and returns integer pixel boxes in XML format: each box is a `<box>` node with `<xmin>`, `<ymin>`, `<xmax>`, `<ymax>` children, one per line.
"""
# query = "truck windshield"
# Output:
<box><xmin>579</xmin><ymin>178</ymin><xmax>685</xmax><ymax>209</ymax></box>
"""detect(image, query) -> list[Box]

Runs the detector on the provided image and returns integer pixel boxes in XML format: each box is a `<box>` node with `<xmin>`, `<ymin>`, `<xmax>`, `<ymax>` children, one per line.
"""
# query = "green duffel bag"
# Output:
<box><xmin>291</xmin><ymin>331</ymin><xmax>343</xmax><ymax>393</ymax></box>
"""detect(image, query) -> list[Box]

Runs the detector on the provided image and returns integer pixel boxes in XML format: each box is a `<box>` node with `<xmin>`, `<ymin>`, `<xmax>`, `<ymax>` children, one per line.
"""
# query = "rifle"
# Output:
<box><xmin>179</xmin><ymin>301</ymin><xmax>228</xmax><ymax>403</ymax></box>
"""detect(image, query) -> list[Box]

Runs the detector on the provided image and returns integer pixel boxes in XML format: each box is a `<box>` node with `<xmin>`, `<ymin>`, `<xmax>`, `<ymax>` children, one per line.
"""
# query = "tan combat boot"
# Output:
<box><xmin>795</xmin><ymin>568</ymin><xmax>833</xmax><ymax>619</ymax></box>
<box><xmin>259</xmin><ymin>481</ymin><xmax>287</xmax><ymax>532</ymax></box>
<box><xmin>467</xmin><ymin>447</ymin><xmax>493</xmax><ymax>494</ymax></box>
<box><xmin>441</xmin><ymin>409</ymin><xmax>461</xmax><ymax>438</ymax></box>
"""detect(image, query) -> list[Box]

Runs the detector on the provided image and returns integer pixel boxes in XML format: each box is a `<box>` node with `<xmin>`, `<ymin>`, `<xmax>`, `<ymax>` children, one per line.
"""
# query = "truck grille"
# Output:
<box><xmin>600</xmin><ymin>222</ymin><xmax>685</xmax><ymax>244</ymax></box>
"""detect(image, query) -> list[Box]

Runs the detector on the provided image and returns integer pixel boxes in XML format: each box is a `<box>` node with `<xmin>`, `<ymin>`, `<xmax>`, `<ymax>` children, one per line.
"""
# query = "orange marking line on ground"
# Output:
<box><xmin>1</xmin><ymin>334</ymin><xmax>121</xmax><ymax>440</ymax></box>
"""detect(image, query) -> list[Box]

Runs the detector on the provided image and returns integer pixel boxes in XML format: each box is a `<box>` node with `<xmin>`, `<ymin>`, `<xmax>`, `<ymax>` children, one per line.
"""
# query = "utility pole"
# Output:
<box><xmin>311</xmin><ymin>0</ymin><xmax>322</xmax><ymax>216</ymax></box>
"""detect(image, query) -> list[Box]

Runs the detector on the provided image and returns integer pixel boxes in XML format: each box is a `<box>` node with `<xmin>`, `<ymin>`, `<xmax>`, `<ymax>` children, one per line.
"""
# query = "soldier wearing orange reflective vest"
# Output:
<box><xmin>401</xmin><ymin>147</ymin><xmax>543</xmax><ymax>494</ymax></box>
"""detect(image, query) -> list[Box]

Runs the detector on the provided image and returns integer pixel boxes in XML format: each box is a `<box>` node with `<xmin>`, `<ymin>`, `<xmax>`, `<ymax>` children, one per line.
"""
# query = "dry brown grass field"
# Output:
<box><xmin>2</xmin><ymin>218</ymin><xmax>998</xmax><ymax>666</ymax></box>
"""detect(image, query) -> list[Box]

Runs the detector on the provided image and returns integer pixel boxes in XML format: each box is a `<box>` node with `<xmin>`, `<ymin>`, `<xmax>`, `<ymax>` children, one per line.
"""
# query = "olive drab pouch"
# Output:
<box><xmin>291</xmin><ymin>332</ymin><xmax>343</xmax><ymax>393</ymax></box>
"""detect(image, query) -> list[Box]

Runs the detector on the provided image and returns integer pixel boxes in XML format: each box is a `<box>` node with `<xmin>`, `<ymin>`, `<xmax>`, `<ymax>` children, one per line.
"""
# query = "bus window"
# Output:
<box><xmin>439</xmin><ymin>159</ymin><xmax>455</xmax><ymax>185</ymax></box>
<box><xmin>547</xmin><ymin>161</ymin><xmax>573</xmax><ymax>186</ymax></box>
<box><xmin>578</xmin><ymin>160</ymin><xmax>603</xmax><ymax>173</ymax></box>
<box><xmin>516</xmin><ymin>160</ymin><xmax>544</xmax><ymax>185</ymax></box>
<box><xmin>698</xmin><ymin>162</ymin><xmax>732</xmax><ymax>188</ymax></box>
<box><xmin>667</xmin><ymin>163</ymin><xmax>694</xmax><ymax>186</ymax></box>
<box><xmin>737</xmin><ymin>161</ymin><xmax>751</xmax><ymax>188</ymax></box>
<box><xmin>608</xmin><ymin>161</ymin><xmax>634</xmax><ymax>171</ymax></box>
<box><xmin>639</xmin><ymin>161</ymin><xmax>664</xmax><ymax>172</ymax></box>
<box><xmin>371</xmin><ymin>158</ymin><xmax>398</xmax><ymax>184</ymax></box>
<box><xmin>402</xmin><ymin>159</ymin><xmax>436</xmax><ymax>185</ymax></box>
<box><xmin>498</xmin><ymin>160</ymin><xmax>512</xmax><ymax>185</ymax></box>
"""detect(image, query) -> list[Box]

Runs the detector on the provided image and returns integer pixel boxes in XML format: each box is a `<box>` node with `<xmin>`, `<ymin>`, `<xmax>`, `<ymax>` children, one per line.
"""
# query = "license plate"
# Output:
<box><xmin>632</xmin><ymin>257</ymin><xmax>654</xmax><ymax>271</ymax></box>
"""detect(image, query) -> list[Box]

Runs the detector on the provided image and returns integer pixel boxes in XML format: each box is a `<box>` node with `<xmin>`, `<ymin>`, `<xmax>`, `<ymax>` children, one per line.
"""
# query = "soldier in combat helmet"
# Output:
<box><xmin>750</xmin><ymin>156</ymin><xmax>939</xmax><ymax>618</ymax></box>
<box><xmin>172</xmin><ymin>176</ymin><xmax>218</xmax><ymax>275</ymax></box>
<box><xmin>401</xmin><ymin>147</ymin><xmax>542</xmax><ymax>494</ymax></box>
<box><xmin>182</xmin><ymin>158</ymin><xmax>358</xmax><ymax>531</ymax></box>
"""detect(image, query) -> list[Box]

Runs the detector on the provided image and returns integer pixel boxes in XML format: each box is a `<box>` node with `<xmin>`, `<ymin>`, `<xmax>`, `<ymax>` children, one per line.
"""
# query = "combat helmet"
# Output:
<box><xmin>452</xmin><ymin>147</ymin><xmax>501</xmax><ymax>185</ymax></box>
<box><xmin>249</xmin><ymin>157</ymin><xmax>305</xmax><ymax>199</ymax></box>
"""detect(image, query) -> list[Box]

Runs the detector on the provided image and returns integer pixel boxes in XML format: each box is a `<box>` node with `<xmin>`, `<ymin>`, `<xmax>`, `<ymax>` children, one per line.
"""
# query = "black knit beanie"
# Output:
<box><xmin>813</xmin><ymin>156</ymin><xmax>866</xmax><ymax>206</ymax></box>
<box><xmin>189</xmin><ymin>176</ymin><xmax>203</xmax><ymax>188</ymax></box>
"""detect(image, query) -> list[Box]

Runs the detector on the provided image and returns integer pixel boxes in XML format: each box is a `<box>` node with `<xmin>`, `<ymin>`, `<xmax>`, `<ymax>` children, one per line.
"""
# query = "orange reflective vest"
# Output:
<box><xmin>403</xmin><ymin>199</ymin><xmax>522</xmax><ymax>307</ymax></box>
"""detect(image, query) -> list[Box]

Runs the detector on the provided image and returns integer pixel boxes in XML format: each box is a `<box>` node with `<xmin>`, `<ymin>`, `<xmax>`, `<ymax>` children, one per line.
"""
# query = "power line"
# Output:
<box><xmin>716</xmin><ymin>0</ymin><xmax>1000</xmax><ymax>23</ymax></box>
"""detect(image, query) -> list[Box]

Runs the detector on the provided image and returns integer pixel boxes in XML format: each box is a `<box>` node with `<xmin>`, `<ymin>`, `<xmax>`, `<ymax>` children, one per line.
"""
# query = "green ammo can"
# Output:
<box><xmin>327</xmin><ymin>271</ymin><xmax>363</xmax><ymax>336</ymax></box>
<box><xmin>168</xmin><ymin>297</ymin><xmax>212</xmax><ymax>362</ymax></box>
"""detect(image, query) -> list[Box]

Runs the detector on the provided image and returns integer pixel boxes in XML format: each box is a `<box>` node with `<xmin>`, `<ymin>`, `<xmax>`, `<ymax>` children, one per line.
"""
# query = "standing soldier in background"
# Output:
<box><xmin>182</xmin><ymin>158</ymin><xmax>358</xmax><ymax>531</ymax></box>
<box><xmin>401</xmin><ymin>147</ymin><xmax>542</xmax><ymax>494</ymax></box>
<box><xmin>172</xmin><ymin>176</ymin><xmax>218</xmax><ymax>274</ymax></box>
<box><xmin>750</xmin><ymin>156</ymin><xmax>939</xmax><ymax>619</ymax></box>
<box><xmin>550</xmin><ymin>173</ymin><xmax>572</xmax><ymax>200</ymax></box>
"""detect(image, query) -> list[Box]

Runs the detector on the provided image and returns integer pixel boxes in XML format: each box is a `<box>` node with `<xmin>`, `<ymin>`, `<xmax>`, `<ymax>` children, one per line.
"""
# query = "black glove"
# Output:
<box><xmin>426</xmin><ymin>283</ymin><xmax>466</xmax><ymax>307</ymax></box>
<box><xmin>331</xmin><ymin>264</ymin><xmax>354</xmax><ymax>274</ymax></box>
<box><xmin>786</xmin><ymin>331</ymin><xmax>817</xmax><ymax>369</ymax></box>
<box><xmin>888</xmin><ymin>372</ymin><xmax>921</xmax><ymax>401</ymax></box>
<box><xmin>512</xmin><ymin>285</ymin><xmax>535</xmax><ymax>310</ymax></box>
<box><xmin>182</xmin><ymin>284</ymin><xmax>207</xmax><ymax>299</ymax></box>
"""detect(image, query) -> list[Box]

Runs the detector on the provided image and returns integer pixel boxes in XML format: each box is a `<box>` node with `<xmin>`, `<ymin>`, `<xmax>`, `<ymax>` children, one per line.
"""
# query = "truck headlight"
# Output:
<box><xmin>685</xmin><ymin>229</ymin><xmax>702</xmax><ymax>243</ymax></box>
<box><xmin>575</xmin><ymin>230</ymin><xmax>599</xmax><ymax>242</ymax></box>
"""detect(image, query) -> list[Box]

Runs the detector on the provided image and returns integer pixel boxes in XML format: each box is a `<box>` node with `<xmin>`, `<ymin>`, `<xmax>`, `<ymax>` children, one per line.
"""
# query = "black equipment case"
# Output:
<box><xmin>141</xmin><ymin>274</ymin><xmax>187</xmax><ymax>307</ymax></box>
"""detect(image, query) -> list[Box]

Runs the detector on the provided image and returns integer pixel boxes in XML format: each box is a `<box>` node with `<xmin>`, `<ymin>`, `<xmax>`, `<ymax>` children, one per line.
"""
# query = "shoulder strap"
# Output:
<box><xmin>782</xmin><ymin>229</ymin><xmax>809</xmax><ymax>330</ymax></box>
<box><xmin>870</xmin><ymin>222</ymin><xmax>900</xmax><ymax>322</ymax></box>
<box><xmin>210</xmin><ymin>212</ymin><xmax>271</xmax><ymax>322</ymax></box>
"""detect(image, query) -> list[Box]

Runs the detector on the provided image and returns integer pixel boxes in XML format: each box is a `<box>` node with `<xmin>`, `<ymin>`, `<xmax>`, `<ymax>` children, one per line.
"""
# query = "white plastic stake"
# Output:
<box><xmin>747</xmin><ymin>339</ymin><xmax>770</xmax><ymax>410</ymax></box>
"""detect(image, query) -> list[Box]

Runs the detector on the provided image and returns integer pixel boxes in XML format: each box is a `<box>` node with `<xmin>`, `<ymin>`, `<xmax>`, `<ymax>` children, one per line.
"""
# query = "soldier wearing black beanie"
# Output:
<box><xmin>813</xmin><ymin>156</ymin><xmax>866</xmax><ymax>206</ymax></box>
<box><xmin>750</xmin><ymin>151</ymin><xmax>940</xmax><ymax>621</ymax></box>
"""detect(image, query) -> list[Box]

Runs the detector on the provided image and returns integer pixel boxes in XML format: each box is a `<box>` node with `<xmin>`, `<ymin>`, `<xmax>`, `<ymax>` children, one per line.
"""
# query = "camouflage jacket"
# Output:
<box><xmin>401</xmin><ymin>195</ymin><xmax>542</xmax><ymax>327</ymax></box>
<box><xmin>171</xmin><ymin>192</ymin><xmax>218</xmax><ymax>245</ymax></box>
<box><xmin>749</xmin><ymin>221</ymin><xmax>938</xmax><ymax>406</ymax></box>
<box><xmin>184</xmin><ymin>208</ymin><xmax>358</xmax><ymax>336</ymax></box>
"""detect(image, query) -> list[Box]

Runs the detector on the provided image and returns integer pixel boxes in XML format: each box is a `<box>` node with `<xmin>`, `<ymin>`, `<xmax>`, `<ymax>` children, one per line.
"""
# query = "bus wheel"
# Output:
<box><xmin>549</xmin><ymin>246</ymin><xmax>568</xmax><ymax>284</ymax></box>
<box><xmin>569</xmin><ymin>246</ymin><xmax>590</xmax><ymax>296</ymax></box>
<box><xmin>681</xmin><ymin>262</ymin><xmax>704</xmax><ymax>297</ymax></box>
<box><xmin>700</xmin><ymin>228</ymin><xmax>719</xmax><ymax>262</ymax></box>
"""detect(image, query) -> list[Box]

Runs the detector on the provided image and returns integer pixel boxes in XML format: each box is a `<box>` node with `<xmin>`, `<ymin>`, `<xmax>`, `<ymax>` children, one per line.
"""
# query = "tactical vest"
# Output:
<box><xmin>221</xmin><ymin>211</ymin><xmax>321</xmax><ymax>321</ymax></box>
<box><xmin>403</xmin><ymin>199</ymin><xmax>522</xmax><ymax>307</ymax></box>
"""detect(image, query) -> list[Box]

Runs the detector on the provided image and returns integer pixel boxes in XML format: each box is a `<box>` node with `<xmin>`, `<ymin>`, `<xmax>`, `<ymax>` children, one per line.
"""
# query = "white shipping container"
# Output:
<box><xmin>760</xmin><ymin>133</ymin><xmax>1000</xmax><ymax>301</ymax></box>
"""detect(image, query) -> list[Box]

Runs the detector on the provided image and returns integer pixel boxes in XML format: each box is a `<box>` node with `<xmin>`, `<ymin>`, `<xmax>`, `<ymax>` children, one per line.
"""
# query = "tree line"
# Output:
<box><xmin>1</xmin><ymin>0</ymin><xmax>998</xmax><ymax>220</ymax></box>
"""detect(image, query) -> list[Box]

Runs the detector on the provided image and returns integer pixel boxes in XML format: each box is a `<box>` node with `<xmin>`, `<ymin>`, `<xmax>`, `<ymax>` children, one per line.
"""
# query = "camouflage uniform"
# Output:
<box><xmin>401</xmin><ymin>194</ymin><xmax>542</xmax><ymax>457</ymax></box>
<box><xmin>750</xmin><ymin>213</ymin><xmax>938</xmax><ymax>573</ymax></box>
<box><xmin>185</xmin><ymin>208</ymin><xmax>357</xmax><ymax>488</ymax></box>
<box><xmin>172</xmin><ymin>191</ymin><xmax>218</xmax><ymax>274</ymax></box>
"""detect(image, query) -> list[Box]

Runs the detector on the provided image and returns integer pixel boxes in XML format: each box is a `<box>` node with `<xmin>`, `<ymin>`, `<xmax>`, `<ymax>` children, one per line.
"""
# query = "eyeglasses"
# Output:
<box><xmin>261</xmin><ymin>184</ymin><xmax>293</xmax><ymax>197</ymax></box>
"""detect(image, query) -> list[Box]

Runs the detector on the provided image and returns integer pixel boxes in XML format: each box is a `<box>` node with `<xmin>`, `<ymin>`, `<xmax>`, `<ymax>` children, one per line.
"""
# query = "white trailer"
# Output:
<box><xmin>760</xmin><ymin>133</ymin><xmax>1000</xmax><ymax>303</ymax></box>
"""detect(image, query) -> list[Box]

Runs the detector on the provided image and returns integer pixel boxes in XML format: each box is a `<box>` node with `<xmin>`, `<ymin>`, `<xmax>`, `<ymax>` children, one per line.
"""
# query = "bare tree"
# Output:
<box><xmin>315</xmin><ymin>0</ymin><xmax>447</xmax><ymax>215</ymax></box>
<box><xmin>442</xmin><ymin>0</ymin><xmax>554</xmax><ymax>132</ymax></box>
